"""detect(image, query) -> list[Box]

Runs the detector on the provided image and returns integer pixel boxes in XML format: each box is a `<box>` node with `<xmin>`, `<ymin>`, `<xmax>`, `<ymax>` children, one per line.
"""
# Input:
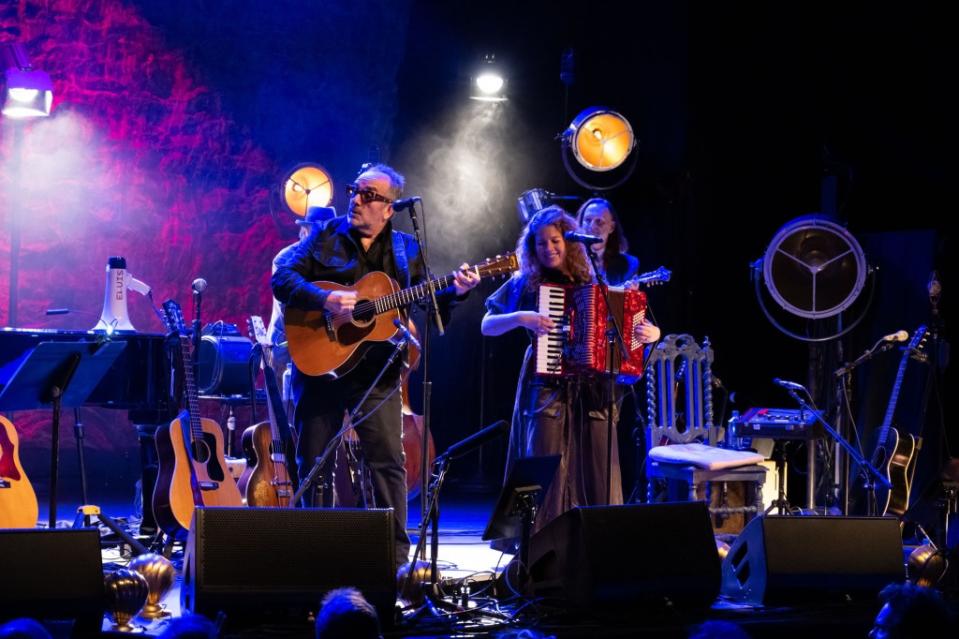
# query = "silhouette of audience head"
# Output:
<box><xmin>870</xmin><ymin>582</ymin><xmax>952</xmax><ymax>639</ymax></box>
<box><xmin>494</xmin><ymin>630</ymin><xmax>555</xmax><ymax>639</ymax></box>
<box><xmin>0</xmin><ymin>618</ymin><xmax>52</xmax><ymax>639</ymax></box>
<box><xmin>314</xmin><ymin>587</ymin><xmax>381</xmax><ymax>639</ymax></box>
<box><xmin>157</xmin><ymin>613</ymin><xmax>218</xmax><ymax>639</ymax></box>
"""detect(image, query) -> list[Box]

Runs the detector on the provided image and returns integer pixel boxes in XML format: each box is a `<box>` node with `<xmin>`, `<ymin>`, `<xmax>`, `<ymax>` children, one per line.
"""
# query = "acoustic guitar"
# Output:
<box><xmin>285</xmin><ymin>253</ymin><xmax>519</xmax><ymax>378</ymax></box>
<box><xmin>239</xmin><ymin>315</ymin><xmax>297</xmax><ymax>507</ymax></box>
<box><xmin>0</xmin><ymin>415</ymin><xmax>39</xmax><ymax>528</ymax></box>
<box><xmin>870</xmin><ymin>325</ymin><xmax>927</xmax><ymax>517</ymax></box>
<box><xmin>153</xmin><ymin>299</ymin><xmax>243</xmax><ymax>540</ymax></box>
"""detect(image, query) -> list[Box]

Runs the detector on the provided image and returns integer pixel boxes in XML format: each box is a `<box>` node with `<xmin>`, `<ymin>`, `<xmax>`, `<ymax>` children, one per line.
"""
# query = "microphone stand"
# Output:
<box><xmin>405</xmin><ymin>200</ymin><xmax>442</xmax><ymax>521</ymax></box>
<box><xmin>291</xmin><ymin>336</ymin><xmax>409</xmax><ymax>507</ymax></box>
<box><xmin>192</xmin><ymin>288</ymin><xmax>202</xmax><ymax>392</ymax></box>
<box><xmin>780</xmin><ymin>385</ymin><xmax>890</xmax><ymax>516</ymax></box>
<box><xmin>833</xmin><ymin>338</ymin><xmax>896</xmax><ymax>515</ymax></box>
<box><xmin>583</xmin><ymin>247</ymin><xmax>629</xmax><ymax>504</ymax></box>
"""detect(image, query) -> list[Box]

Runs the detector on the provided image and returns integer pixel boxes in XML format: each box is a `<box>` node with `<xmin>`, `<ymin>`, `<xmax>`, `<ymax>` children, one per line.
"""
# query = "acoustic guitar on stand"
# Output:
<box><xmin>285</xmin><ymin>253</ymin><xmax>518</xmax><ymax>378</ymax></box>
<box><xmin>153</xmin><ymin>299</ymin><xmax>243</xmax><ymax>540</ymax></box>
<box><xmin>240</xmin><ymin>315</ymin><xmax>297</xmax><ymax>507</ymax></box>
<box><xmin>0</xmin><ymin>415</ymin><xmax>39</xmax><ymax>528</ymax></box>
<box><xmin>869</xmin><ymin>325</ymin><xmax>928</xmax><ymax>518</ymax></box>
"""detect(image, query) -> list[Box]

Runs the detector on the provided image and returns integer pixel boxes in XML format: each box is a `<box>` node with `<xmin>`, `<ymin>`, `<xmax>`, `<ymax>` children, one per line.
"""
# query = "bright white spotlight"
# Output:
<box><xmin>475</xmin><ymin>72</ymin><xmax>504</xmax><ymax>95</ymax></box>
<box><xmin>1</xmin><ymin>44</ymin><xmax>54</xmax><ymax>119</ymax></box>
<box><xmin>470</xmin><ymin>54</ymin><xmax>507</xmax><ymax>102</ymax></box>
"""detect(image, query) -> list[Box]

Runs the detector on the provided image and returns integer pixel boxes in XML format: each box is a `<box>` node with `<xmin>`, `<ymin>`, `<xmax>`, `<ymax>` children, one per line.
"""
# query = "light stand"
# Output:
<box><xmin>583</xmin><ymin>247</ymin><xmax>629</xmax><ymax>503</ymax></box>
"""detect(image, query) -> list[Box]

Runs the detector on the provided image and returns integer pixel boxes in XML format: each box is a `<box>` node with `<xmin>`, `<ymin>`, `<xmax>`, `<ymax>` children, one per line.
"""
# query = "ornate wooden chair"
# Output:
<box><xmin>644</xmin><ymin>334</ymin><xmax>766</xmax><ymax>531</ymax></box>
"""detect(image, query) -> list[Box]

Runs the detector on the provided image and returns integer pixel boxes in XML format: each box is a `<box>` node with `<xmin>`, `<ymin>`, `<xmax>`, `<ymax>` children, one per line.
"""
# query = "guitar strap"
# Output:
<box><xmin>391</xmin><ymin>230</ymin><xmax>411</xmax><ymax>289</ymax></box>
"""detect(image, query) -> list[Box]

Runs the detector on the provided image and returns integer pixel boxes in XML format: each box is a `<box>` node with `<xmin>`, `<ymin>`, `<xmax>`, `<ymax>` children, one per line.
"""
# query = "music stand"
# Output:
<box><xmin>482</xmin><ymin>454</ymin><xmax>560</xmax><ymax>590</ymax></box>
<box><xmin>0</xmin><ymin>340</ymin><xmax>126</xmax><ymax>530</ymax></box>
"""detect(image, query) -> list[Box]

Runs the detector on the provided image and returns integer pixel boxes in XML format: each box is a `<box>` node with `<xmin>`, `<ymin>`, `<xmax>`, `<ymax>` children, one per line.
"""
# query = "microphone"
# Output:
<box><xmin>881</xmin><ymin>330</ymin><xmax>909</xmax><ymax>343</ymax></box>
<box><xmin>392</xmin><ymin>318</ymin><xmax>421</xmax><ymax>350</ymax></box>
<box><xmin>192</xmin><ymin>278</ymin><xmax>208</xmax><ymax>294</ymax></box>
<box><xmin>437</xmin><ymin>420</ymin><xmax>509</xmax><ymax>461</ymax></box>
<box><xmin>392</xmin><ymin>196</ymin><xmax>421</xmax><ymax>212</ymax></box>
<box><xmin>563</xmin><ymin>231</ymin><xmax>603</xmax><ymax>246</ymax></box>
<box><xmin>773</xmin><ymin>378</ymin><xmax>806</xmax><ymax>391</ymax></box>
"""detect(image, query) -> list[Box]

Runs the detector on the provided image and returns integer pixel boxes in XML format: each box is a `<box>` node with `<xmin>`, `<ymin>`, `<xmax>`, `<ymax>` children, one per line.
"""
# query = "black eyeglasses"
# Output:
<box><xmin>346</xmin><ymin>183</ymin><xmax>393</xmax><ymax>205</ymax></box>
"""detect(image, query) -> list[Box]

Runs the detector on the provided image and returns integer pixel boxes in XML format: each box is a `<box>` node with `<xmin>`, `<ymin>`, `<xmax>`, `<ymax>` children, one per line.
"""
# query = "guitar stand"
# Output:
<box><xmin>70</xmin><ymin>407</ymin><xmax>149</xmax><ymax>555</ymax></box>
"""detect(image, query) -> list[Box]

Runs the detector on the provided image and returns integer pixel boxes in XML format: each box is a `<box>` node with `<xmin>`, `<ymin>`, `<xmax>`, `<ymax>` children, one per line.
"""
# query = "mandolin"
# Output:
<box><xmin>870</xmin><ymin>325</ymin><xmax>927</xmax><ymax>517</ymax></box>
<box><xmin>0</xmin><ymin>415</ymin><xmax>39</xmax><ymax>529</ymax></box>
<box><xmin>239</xmin><ymin>315</ymin><xmax>296</xmax><ymax>507</ymax></box>
<box><xmin>285</xmin><ymin>253</ymin><xmax>518</xmax><ymax>378</ymax></box>
<box><xmin>153</xmin><ymin>299</ymin><xmax>243</xmax><ymax>540</ymax></box>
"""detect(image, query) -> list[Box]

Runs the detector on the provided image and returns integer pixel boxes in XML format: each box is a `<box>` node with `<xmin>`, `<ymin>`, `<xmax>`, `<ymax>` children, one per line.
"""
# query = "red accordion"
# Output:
<box><xmin>534</xmin><ymin>283</ymin><xmax>647</xmax><ymax>383</ymax></box>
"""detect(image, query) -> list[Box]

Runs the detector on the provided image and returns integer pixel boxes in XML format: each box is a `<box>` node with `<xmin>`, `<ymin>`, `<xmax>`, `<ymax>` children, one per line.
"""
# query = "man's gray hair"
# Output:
<box><xmin>362</xmin><ymin>163</ymin><xmax>405</xmax><ymax>201</ymax></box>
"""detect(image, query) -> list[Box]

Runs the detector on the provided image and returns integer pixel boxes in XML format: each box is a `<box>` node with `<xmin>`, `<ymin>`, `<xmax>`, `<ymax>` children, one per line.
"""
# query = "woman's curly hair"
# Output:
<box><xmin>517</xmin><ymin>206</ymin><xmax>594</xmax><ymax>290</ymax></box>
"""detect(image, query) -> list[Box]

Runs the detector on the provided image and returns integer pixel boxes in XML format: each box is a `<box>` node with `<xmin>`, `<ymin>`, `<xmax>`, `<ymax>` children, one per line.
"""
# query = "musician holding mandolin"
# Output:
<box><xmin>481</xmin><ymin>207</ymin><xmax>660</xmax><ymax>534</ymax></box>
<box><xmin>272</xmin><ymin>164</ymin><xmax>481</xmax><ymax>571</ymax></box>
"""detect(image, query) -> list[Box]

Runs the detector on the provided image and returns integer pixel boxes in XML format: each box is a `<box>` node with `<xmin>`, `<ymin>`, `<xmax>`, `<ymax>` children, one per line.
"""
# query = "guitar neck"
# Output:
<box><xmin>259</xmin><ymin>350</ymin><xmax>287</xmax><ymax>447</ymax></box>
<box><xmin>373</xmin><ymin>274</ymin><xmax>457</xmax><ymax>314</ymax></box>
<box><xmin>876</xmin><ymin>351</ymin><xmax>910</xmax><ymax>445</ymax></box>
<box><xmin>176</xmin><ymin>335</ymin><xmax>205</xmax><ymax>443</ymax></box>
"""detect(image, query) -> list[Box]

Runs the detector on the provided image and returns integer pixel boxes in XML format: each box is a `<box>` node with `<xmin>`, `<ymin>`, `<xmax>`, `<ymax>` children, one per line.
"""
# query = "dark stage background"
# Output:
<box><xmin>1</xmin><ymin>1</ymin><xmax>953</xmax><ymax>519</ymax></box>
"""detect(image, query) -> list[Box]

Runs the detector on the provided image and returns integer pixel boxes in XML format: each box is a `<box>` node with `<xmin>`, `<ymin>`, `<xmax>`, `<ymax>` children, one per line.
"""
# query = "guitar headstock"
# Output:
<box><xmin>906</xmin><ymin>325</ymin><xmax>929</xmax><ymax>363</ymax></box>
<box><xmin>161</xmin><ymin>299</ymin><xmax>187</xmax><ymax>335</ymax></box>
<box><xmin>475</xmin><ymin>252</ymin><xmax>519</xmax><ymax>280</ymax></box>
<box><xmin>633</xmin><ymin>266</ymin><xmax>672</xmax><ymax>287</ymax></box>
<box><xmin>247</xmin><ymin>315</ymin><xmax>270</xmax><ymax>348</ymax></box>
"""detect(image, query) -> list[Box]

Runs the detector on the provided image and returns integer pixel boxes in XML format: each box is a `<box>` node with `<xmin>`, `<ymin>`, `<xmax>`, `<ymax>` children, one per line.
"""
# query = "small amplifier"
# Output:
<box><xmin>731</xmin><ymin>407</ymin><xmax>823</xmax><ymax>441</ymax></box>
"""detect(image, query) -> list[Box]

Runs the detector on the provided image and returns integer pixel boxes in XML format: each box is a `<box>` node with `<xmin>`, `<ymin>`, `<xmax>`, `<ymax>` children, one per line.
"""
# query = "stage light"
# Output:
<box><xmin>564</xmin><ymin>107</ymin><xmax>635</xmax><ymax>172</ymax></box>
<box><xmin>282</xmin><ymin>163</ymin><xmax>334</xmax><ymax>219</ymax></box>
<box><xmin>470</xmin><ymin>54</ymin><xmax>507</xmax><ymax>102</ymax></box>
<box><xmin>1</xmin><ymin>43</ymin><xmax>53</xmax><ymax>119</ymax></box>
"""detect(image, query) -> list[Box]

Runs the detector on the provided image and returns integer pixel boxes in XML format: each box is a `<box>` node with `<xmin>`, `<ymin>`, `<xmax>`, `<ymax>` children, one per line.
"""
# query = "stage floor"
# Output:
<box><xmin>29</xmin><ymin>490</ymin><xmax>904</xmax><ymax>638</ymax></box>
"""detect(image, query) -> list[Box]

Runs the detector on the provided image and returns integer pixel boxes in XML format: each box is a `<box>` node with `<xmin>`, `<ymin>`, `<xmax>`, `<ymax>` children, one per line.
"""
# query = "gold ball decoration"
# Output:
<box><xmin>396</xmin><ymin>560</ymin><xmax>435</xmax><ymax>605</ymax></box>
<box><xmin>129</xmin><ymin>553</ymin><xmax>175</xmax><ymax>619</ymax></box>
<box><xmin>908</xmin><ymin>544</ymin><xmax>948</xmax><ymax>588</ymax></box>
<box><xmin>104</xmin><ymin>568</ymin><xmax>149</xmax><ymax>632</ymax></box>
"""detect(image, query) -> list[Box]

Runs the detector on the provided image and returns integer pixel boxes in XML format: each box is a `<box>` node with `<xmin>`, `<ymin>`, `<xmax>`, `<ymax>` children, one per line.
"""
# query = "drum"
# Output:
<box><xmin>197</xmin><ymin>335</ymin><xmax>254</xmax><ymax>396</ymax></box>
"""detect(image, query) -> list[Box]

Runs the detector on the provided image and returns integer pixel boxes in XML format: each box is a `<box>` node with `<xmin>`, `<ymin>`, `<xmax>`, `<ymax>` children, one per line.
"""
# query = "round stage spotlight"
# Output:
<box><xmin>565</xmin><ymin>107</ymin><xmax>636</xmax><ymax>172</ymax></box>
<box><xmin>761</xmin><ymin>216</ymin><xmax>867</xmax><ymax>320</ymax></box>
<box><xmin>470</xmin><ymin>54</ymin><xmax>507</xmax><ymax>102</ymax></box>
<box><xmin>560</xmin><ymin>106</ymin><xmax>638</xmax><ymax>191</ymax></box>
<box><xmin>282</xmin><ymin>163</ymin><xmax>333</xmax><ymax>218</ymax></box>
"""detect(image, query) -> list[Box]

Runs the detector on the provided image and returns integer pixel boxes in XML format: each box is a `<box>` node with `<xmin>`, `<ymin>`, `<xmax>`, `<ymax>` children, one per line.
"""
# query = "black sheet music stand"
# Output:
<box><xmin>483</xmin><ymin>454</ymin><xmax>560</xmax><ymax>591</ymax></box>
<box><xmin>0</xmin><ymin>341</ymin><xmax>145</xmax><ymax>551</ymax></box>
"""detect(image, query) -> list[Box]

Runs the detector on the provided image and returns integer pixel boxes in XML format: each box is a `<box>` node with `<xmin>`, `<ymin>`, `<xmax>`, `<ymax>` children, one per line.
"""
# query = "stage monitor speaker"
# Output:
<box><xmin>721</xmin><ymin>515</ymin><xmax>904</xmax><ymax>605</ymax></box>
<box><xmin>0</xmin><ymin>528</ymin><xmax>104</xmax><ymax>631</ymax></box>
<box><xmin>182</xmin><ymin>507</ymin><xmax>395</xmax><ymax>624</ymax></box>
<box><xmin>528</xmin><ymin>502</ymin><xmax>721</xmax><ymax>609</ymax></box>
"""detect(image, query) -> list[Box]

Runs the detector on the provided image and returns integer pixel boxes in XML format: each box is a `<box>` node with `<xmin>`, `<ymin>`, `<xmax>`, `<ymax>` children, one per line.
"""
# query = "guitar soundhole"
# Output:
<box><xmin>190</xmin><ymin>433</ymin><xmax>228</xmax><ymax>482</ymax></box>
<box><xmin>190</xmin><ymin>439</ymin><xmax>211</xmax><ymax>465</ymax></box>
<box><xmin>351</xmin><ymin>300</ymin><xmax>375</xmax><ymax>325</ymax></box>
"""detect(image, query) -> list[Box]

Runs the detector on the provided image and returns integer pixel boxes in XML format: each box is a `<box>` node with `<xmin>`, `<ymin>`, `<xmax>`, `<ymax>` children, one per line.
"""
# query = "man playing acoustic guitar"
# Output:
<box><xmin>272</xmin><ymin>164</ymin><xmax>480</xmax><ymax>571</ymax></box>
